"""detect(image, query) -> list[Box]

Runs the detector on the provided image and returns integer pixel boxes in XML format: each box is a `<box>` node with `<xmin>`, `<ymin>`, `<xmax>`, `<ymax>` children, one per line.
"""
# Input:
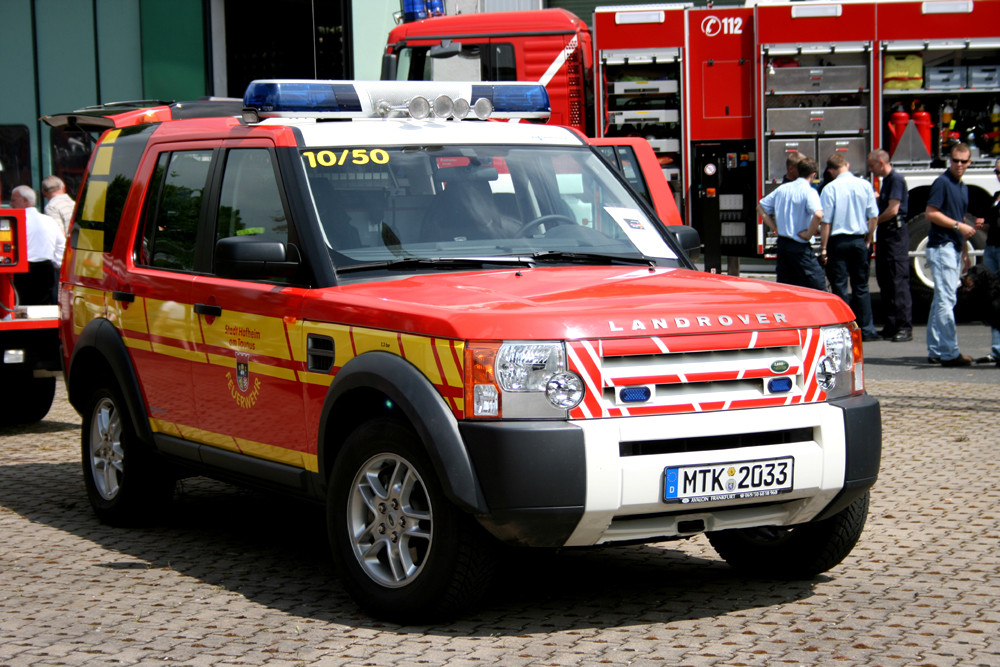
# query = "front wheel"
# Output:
<box><xmin>81</xmin><ymin>383</ymin><xmax>174</xmax><ymax>526</ymax></box>
<box><xmin>327</xmin><ymin>419</ymin><xmax>496</xmax><ymax>622</ymax></box>
<box><xmin>706</xmin><ymin>491</ymin><xmax>869</xmax><ymax>579</ymax></box>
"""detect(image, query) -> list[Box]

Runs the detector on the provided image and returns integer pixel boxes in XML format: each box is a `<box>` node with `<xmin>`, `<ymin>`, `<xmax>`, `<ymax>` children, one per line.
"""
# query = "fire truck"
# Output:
<box><xmin>0</xmin><ymin>208</ymin><xmax>61</xmax><ymax>425</ymax></box>
<box><xmin>383</xmin><ymin>0</ymin><xmax>1000</xmax><ymax>291</ymax></box>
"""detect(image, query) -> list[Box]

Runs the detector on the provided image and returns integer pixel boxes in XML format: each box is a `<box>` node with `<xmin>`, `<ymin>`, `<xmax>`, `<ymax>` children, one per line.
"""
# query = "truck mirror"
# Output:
<box><xmin>214</xmin><ymin>236</ymin><xmax>301</xmax><ymax>279</ymax></box>
<box><xmin>380</xmin><ymin>53</ymin><xmax>398</xmax><ymax>80</ymax></box>
<box><xmin>429</xmin><ymin>39</ymin><xmax>462</xmax><ymax>58</ymax></box>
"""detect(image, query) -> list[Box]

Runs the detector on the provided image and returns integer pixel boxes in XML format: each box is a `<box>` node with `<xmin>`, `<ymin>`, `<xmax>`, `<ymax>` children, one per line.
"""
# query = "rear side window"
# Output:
<box><xmin>136</xmin><ymin>150</ymin><xmax>213</xmax><ymax>271</ymax></box>
<box><xmin>74</xmin><ymin>125</ymin><xmax>154</xmax><ymax>253</ymax></box>
<box><xmin>215</xmin><ymin>149</ymin><xmax>288</xmax><ymax>245</ymax></box>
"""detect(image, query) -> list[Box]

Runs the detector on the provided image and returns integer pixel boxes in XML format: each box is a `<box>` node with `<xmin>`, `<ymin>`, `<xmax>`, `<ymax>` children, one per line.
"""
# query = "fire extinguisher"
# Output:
<box><xmin>911</xmin><ymin>109</ymin><xmax>932</xmax><ymax>156</ymax></box>
<box><xmin>887</xmin><ymin>108</ymin><xmax>909</xmax><ymax>158</ymax></box>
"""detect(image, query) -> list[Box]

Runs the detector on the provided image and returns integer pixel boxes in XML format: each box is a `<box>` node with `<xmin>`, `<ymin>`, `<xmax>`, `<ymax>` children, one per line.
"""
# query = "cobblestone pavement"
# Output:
<box><xmin>2</xmin><ymin>380</ymin><xmax>999</xmax><ymax>667</ymax></box>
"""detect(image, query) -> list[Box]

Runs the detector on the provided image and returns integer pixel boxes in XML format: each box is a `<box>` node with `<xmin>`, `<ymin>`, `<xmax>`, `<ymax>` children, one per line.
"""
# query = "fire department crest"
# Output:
<box><xmin>236</xmin><ymin>351</ymin><xmax>251</xmax><ymax>392</ymax></box>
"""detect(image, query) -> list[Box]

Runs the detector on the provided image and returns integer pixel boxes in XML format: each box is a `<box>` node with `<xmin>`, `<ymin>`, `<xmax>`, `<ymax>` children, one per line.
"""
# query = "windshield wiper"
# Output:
<box><xmin>529</xmin><ymin>251</ymin><xmax>655</xmax><ymax>267</ymax></box>
<box><xmin>336</xmin><ymin>256</ymin><xmax>535</xmax><ymax>274</ymax></box>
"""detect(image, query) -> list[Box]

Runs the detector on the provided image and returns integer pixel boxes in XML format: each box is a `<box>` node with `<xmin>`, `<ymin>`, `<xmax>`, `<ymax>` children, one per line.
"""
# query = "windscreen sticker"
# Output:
<box><xmin>302</xmin><ymin>149</ymin><xmax>390</xmax><ymax>168</ymax></box>
<box><xmin>604</xmin><ymin>206</ymin><xmax>676</xmax><ymax>259</ymax></box>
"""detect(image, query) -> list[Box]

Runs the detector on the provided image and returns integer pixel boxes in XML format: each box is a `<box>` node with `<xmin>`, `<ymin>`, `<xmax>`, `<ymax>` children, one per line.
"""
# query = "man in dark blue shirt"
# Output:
<box><xmin>867</xmin><ymin>150</ymin><xmax>912</xmax><ymax>342</ymax></box>
<box><xmin>924</xmin><ymin>143</ymin><xmax>983</xmax><ymax>366</ymax></box>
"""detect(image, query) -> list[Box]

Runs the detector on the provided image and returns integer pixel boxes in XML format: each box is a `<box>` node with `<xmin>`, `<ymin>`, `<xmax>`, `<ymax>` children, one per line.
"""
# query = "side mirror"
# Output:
<box><xmin>667</xmin><ymin>225</ymin><xmax>701</xmax><ymax>261</ymax></box>
<box><xmin>429</xmin><ymin>39</ymin><xmax>462</xmax><ymax>58</ymax></box>
<box><xmin>380</xmin><ymin>52</ymin><xmax>398</xmax><ymax>80</ymax></box>
<box><xmin>215</xmin><ymin>236</ymin><xmax>301</xmax><ymax>279</ymax></box>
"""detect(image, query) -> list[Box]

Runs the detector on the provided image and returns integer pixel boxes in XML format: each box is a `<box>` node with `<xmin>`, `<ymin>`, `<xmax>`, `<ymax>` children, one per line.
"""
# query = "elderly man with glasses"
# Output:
<box><xmin>924</xmin><ymin>143</ymin><xmax>984</xmax><ymax>366</ymax></box>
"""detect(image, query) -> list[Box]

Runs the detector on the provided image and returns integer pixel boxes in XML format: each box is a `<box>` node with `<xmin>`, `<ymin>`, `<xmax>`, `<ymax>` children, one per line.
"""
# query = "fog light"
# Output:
<box><xmin>546</xmin><ymin>371</ymin><xmax>584</xmax><ymax>409</ymax></box>
<box><xmin>474</xmin><ymin>384</ymin><xmax>498</xmax><ymax>417</ymax></box>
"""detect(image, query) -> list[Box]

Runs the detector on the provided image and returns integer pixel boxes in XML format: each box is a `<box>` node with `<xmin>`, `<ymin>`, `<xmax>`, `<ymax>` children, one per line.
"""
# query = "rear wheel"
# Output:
<box><xmin>0</xmin><ymin>372</ymin><xmax>55</xmax><ymax>426</ymax></box>
<box><xmin>706</xmin><ymin>491</ymin><xmax>869</xmax><ymax>579</ymax></box>
<box><xmin>81</xmin><ymin>382</ymin><xmax>174</xmax><ymax>525</ymax></box>
<box><xmin>327</xmin><ymin>419</ymin><xmax>496</xmax><ymax>622</ymax></box>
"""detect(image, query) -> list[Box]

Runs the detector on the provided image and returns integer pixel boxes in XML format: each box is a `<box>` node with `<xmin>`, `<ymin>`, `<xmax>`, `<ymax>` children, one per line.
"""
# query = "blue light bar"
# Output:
<box><xmin>244</xmin><ymin>80</ymin><xmax>362</xmax><ymax>118</ymax></box>
<box><xmin>471</xmin><ymin>84</ymin><xmax>550</xmax><ymax>118</ymax></box>
<box><xmin>242</xmin><ymin>79</ymin><xmax>550</xmax><ymax>122</ymax></box>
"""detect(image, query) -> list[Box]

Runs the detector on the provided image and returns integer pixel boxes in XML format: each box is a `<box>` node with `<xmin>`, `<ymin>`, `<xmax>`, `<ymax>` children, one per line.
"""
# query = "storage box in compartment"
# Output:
<box><xmin>818</xmin><ymin>138</ymin><xmax>868</xmax><ymax>176</ymax></box>
<box><xmin>925</xmin><ymin>66</ymin><xmax>967</xmax><ymax>89</ymax></box>
<box><xmin>608</xmin><ymin>109</ymin><xmax>679</xmax><ymax>124</ymax></box>
<box><xmin>766</xmin><ymin>107</ymin><xmax>868</xmax><ymax>134</ymax></box>
<box><xmin>883</xmin><ymin>54</ymin><xmax>922</xmax><ymax>89</ymax></box>
<box><xmin>610</xmin><ymin>80</ymin><xmax>679</xmax><ymax>95</ymax></box>
<box><xmin>767</xmin><ymin>66</ymin><xmax>867</xmax><ymax>92</ymax></box>
<box><xmin>766</xmin><ymin>139</ymin><xmax>816</xmax><ymax>182</ymax></box>
<box><xmin>968</xmin><ymin>65</ymin><xmax>1000</xmax><ymax>89</ymax></box>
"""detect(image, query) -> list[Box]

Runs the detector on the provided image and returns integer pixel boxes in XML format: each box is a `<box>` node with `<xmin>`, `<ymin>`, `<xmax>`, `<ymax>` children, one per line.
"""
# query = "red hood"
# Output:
<box><xmin>303</xmin><ymin>267</ymin><xmax>854</xmax><ymax>340</ymax></box>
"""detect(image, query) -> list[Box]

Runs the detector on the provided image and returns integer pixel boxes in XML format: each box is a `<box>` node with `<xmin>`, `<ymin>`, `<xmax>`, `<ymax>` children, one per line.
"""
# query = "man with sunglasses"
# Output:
<box><xmin>924</xmin><ymin>143</ymin><xmax>983</xmax><ymax>366</ymax></box>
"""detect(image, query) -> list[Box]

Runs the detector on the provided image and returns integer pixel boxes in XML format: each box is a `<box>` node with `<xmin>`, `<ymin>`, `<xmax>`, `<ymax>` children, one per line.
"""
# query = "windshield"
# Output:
<box><xmin>300</xmin><ymin>144</ymin><xmax>679</xmax><ymax>274</ymax></box>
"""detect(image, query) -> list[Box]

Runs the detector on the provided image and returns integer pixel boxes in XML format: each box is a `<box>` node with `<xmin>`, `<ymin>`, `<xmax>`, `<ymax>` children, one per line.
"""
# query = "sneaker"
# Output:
<box><xmin>940</xmin><ymin>354</ymin><xmax>973</xmax><ymax>367</ymax></box>
<box><xmin>927</xmin><ymin>356</ymin><xmax>941</xmax><ymax>364</ymax></box>
<box><xmin>878</xmin><ymin>328</ymin><xmax>895</xmax><ymax>340</ymax></box>
<box><xmin>892</xmin><ymin>330</ymin><xmax>913</xmax><ymax>342</ymax></box>
<box><xmin>861</xmin><ymin>332</ymin><xmax>881</xmax><ymax>342</ymax></box>
<box><xmin>975</xmin><ymin>354</ymin><xmax>998</xmax><ymax>364</ymax></box>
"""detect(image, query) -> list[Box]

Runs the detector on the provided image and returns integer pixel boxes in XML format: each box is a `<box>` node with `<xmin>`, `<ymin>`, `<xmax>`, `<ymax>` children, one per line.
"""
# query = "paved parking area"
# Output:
<box><xmin>2</xmin><ymin>379</ymin><xmax>999</xmax><ymax>667</ymax></box>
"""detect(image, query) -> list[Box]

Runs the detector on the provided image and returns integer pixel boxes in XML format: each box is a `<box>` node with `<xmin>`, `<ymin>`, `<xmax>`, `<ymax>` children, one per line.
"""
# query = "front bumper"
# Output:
<box><xmin>461</xmin><ymin>393</ymin><xmax>880</xmax><ymax>547</ymax></box>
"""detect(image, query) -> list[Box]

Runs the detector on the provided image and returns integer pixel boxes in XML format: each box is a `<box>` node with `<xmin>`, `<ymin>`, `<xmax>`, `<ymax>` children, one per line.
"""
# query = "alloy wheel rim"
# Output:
<box><xmin>90</xmin><ymin>397</ymin><xmax>124</xmax><ymax>500</ymax></box>
<box><xmin>348</xmin><ymin>453</ymin><xmax>433</xmax><ymax>587</ymax></box>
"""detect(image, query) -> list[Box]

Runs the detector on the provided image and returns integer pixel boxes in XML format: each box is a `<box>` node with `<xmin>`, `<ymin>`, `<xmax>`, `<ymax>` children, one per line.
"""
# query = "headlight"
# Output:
<box><xmin>816</xmin><ymin>324</ymin><xmax>864</xmax><ymax>399</ymax></box>
<box><xmin>466</xmin><ymin>341</ymin><xmax>585</xmax><ymax>418</ymax></box>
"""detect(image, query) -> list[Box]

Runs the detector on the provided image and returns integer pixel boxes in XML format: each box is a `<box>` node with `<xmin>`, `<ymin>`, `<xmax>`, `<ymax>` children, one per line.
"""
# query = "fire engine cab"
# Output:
<box><xmin>384</xmin><ymin>0</ymin><xmax>1000</xmax><ymax>287</ymax></box>
<box><xmin>53</xmin><ymin>79</ymin><xmax>880</xmax><ymax>622</ymax></box>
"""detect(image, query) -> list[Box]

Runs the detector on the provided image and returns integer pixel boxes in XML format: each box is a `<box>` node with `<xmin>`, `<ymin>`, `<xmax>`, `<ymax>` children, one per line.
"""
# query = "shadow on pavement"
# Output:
<box><xmin>0</xmin><ymin>458</ymin><xmax>821</xmax><ymax>634</ymax></box>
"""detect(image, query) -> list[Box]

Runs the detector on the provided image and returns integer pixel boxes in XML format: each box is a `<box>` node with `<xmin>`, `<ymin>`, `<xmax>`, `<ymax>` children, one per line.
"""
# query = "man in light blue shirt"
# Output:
<box><xmin>757</xmin><ymin>157</ymin><xmax>825</xmax><ymax>291</ymax></box>
<box><xmin>819</xmin><ymin>154</ymin><xmax>879</xmax><ymax>341</ymax></box>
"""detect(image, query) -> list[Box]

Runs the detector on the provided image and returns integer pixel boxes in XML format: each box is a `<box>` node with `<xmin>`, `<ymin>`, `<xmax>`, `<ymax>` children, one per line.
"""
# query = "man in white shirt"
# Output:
<box><xmin>11</xmin><ymin>185</ymin><xmax>65</xmax><ymax>304</ymax></box>
<box><xmin>41</xmin><ymin>175</ymin><xmax>75</xmax><ymax>234</ymax></box>
<box><xmin>757</xmin><ymin>157</ymin><xmax>826</xmax><ymax>291</ymax></box>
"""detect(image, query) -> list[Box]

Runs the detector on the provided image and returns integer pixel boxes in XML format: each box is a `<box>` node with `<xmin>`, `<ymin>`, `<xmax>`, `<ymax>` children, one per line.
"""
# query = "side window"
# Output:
<box><xmin>137</xmin><ymin>150</ymin><xmax>213</xmax><ymax>271</ymax></box>
<box><xmin>216</xmin><ymin>149</ymin><xmax>287</xmax><ymax>245</ymax></box>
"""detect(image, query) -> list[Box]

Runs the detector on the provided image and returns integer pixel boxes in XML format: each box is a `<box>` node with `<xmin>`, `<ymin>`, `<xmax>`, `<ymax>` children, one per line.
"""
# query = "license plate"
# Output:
<box><xmin>664</xmin><ymin>457</ymin><xmax>794</xmax><ymax>504</ymax></box>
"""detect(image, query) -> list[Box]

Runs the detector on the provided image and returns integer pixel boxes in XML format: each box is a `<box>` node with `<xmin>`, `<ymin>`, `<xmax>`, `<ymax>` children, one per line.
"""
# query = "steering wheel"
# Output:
<box><xmin>516</xmin><ymin>214</ymin><xmax>576</xmax><ymax>238</ymax></box>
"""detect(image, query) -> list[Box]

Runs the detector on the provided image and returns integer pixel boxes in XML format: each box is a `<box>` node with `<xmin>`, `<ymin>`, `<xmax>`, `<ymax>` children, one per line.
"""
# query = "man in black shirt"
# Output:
<box><xmin>867</xmin><ymin>149</ymin><xmax>913</xmax><ymax>342</ymax></box>
<box><xmin>978</xmin><ymin>157</ymin><xmax>1000</xmax><ymax>365</ymax></box>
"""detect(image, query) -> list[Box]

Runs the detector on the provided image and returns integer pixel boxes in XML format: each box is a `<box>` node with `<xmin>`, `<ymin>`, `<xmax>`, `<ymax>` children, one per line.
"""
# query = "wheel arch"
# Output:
<box><xmin>67</xmin><ymin>318</ymin><xmax>154</xmax><ymax>445</ymax></box>
<box><xmin>317</xmin><ymin>351</ymin><xmax>488</xmax><ymax>514</ymax></box>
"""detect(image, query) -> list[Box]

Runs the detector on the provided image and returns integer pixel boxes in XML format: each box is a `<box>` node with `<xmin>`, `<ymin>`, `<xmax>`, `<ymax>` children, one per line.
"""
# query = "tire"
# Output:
<box><xmin>706</xmin><ymin>490</ymin><xmax>869</xmax><ymax>579</ymax></box>
<box><xmin>0</xmin><ymin>373</ymin><xmax>55</xmax><ymax>426</ymax></box>
<box><xmin>908</xmin><ymin>212</ymin><xmax>986</xmax><ymax>312</ymax></box>
<box><xmin>81</xmin><ymin>383</ymin><xmax>175</xmax><ymax>526</ymax></box>
<box><xmin>327</xmin><ymin>419</ymin><xmax>497</xmax><ymax>622</ymax></box>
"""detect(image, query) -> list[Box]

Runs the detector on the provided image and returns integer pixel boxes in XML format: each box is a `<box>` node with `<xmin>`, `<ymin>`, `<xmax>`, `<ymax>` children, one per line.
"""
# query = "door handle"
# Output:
<box><xmin>194</xmin><ymin>303</ymin><xmax>222</xmax><ymax>317</ymax></box>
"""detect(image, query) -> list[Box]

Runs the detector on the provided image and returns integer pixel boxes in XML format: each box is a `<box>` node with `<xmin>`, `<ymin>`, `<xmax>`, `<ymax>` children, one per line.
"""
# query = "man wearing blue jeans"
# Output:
<box><xmin>980</xmin><ymin>157</ymin><xmax>1000</xmax><ymax>366</ymax></box>
<box><xmin>819</xmin><ymin>153</ymin><xmax>880</xmax><ymax>341</ymax></box>
<box><xmin>925</xmin><ymin>143</ymin><xmax>983</xmax><ymax>366</ymax></box>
